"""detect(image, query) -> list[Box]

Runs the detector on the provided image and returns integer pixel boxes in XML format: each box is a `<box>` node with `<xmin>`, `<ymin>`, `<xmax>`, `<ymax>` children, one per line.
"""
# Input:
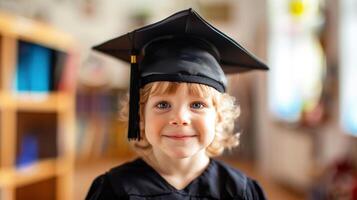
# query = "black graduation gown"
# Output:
<box><xmin>86</xmin><ymin>158</ymin><xmax>267</xmax><ymax>200</ymax></box>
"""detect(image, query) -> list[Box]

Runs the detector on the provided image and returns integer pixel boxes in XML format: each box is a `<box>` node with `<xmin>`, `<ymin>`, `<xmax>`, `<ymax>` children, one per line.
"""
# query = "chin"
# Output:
<box><xmin>165</xmin><ymin>149</ymin><xmax>200</xmax><ymax>159</ymax></box>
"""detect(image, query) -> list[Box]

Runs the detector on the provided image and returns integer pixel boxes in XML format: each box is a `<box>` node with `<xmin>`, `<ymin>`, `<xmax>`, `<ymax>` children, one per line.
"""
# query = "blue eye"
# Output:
<box><xmin>191</xmin><ymin>102</ymin><xmax>205</xmax><ymax>109</ymax></box>
<box><xmin>156</xmin><ymin>101</ymin><xmax>171</xmax><ymax>109</ymax></box>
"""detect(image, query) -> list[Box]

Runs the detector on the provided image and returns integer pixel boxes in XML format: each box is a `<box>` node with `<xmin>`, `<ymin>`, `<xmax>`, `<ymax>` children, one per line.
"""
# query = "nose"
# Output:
<box><xmin>169</xmin><ymin>106</ymin><xmax>191</xmax><ymax>126</ymax></box>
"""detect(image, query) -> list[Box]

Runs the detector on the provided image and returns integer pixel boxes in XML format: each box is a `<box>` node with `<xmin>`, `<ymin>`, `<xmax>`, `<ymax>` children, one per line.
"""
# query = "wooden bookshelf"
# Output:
<box><xmin>0</xmin><ymin>159</ymin><xmax>57</xmax><ymax>187</ymax></box>
<box><xmin>0</xmin><ymin>92</ymin><xmax>73</xmax><ymax>112</ymax></box>
<box><xmin>0</xmin><ymin>13</ymin><xmax>73</xmax><ymax>52</ymax></box>
<box><xmin>0</xmin><ymin>12</ymin><xmax>76</xmax><ymax>200</ymax></box>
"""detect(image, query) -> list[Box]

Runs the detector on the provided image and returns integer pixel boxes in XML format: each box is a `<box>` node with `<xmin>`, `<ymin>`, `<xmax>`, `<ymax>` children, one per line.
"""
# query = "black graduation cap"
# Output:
<box><xmin>92</xmin><ymin>8</ymin><xmax>268</xmax><ymax>140</ymax></box>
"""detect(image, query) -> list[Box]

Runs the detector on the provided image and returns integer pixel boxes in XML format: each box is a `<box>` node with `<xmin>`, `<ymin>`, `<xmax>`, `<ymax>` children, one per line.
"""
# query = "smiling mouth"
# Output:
<box><xmin>162</xmin><ymin>135</ymin><xmax>197</xmax><ymax>140</ymax></box>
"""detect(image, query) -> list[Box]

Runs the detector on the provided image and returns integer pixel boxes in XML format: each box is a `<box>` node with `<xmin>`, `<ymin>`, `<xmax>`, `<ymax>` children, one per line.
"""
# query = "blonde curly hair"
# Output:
<box><xmin>119</xmin><ymin>81</ymin><xmax>240</xmax><ymax>157</ymax></box>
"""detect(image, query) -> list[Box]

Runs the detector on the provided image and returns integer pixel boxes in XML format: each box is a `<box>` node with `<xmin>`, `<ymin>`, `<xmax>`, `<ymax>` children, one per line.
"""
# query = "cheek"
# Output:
<box><xmin>143</xmin><ymin>116</ymin><xmax>157</xmax><ymax>145</ymax></box>
<box><xmin>143</xmin><ymin>112</ymin><xmax>165</xmax><ymax>139</ymax></box>
<box><xmin>199</xmin><ymin>112</ymin><xmax>217</xmax><ymax>142</ymax></box>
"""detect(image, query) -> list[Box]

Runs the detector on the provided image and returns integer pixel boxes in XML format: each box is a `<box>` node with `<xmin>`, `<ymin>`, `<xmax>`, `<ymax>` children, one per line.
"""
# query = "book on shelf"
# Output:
<box><xmin>76</xmin><ymin>91</ymin><xmax>131</xmax><ymax>158</ymax></box>
<box><xmin>16</xmin><ymin>112</ymin><xmax>58</xmax><ymax>168</ymax></box>
<box><xmin>57</xmin><ymin>51</ymin><xmax>77</xmax><ymax>93</ymax></box>
<box><xmin>14</xmin><ymin>40</ymin><xmax>72</xmax><ymax>94</ymax></box>
<box><xmin>16</xmin><ymin>41</ymin><xmax>52</xmax><ymax>92</ymax></box>
<box><xmin>50</xmin><ymin>50</ymin><xmax>67</xmax><ymax>91</ymax></box>
<box><xmin>16</xmin><ymin>133</ymin><xmax>39</xmax><ymax>168</ymax></box>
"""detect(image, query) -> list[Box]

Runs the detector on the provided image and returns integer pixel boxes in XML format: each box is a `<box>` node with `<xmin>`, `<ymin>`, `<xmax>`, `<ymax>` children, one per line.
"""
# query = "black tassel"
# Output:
<box><xmin>128</xmin><ymin>52</ymin><xmax>141</xmax><ymax>141</ymax></box>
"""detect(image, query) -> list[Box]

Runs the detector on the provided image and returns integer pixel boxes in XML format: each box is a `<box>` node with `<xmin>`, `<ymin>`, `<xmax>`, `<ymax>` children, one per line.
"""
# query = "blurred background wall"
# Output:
<box><xmin>1</xmin><ymin>0</ymin><xmax>357</xmax><ymax>199</ymax></box>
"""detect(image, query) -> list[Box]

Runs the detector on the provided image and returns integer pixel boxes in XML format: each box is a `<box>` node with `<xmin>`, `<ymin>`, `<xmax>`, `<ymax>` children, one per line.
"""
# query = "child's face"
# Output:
<box><xmin>143</xmin><ymin>84</ymin><xmax>217</xmax><ymax>159</ymax></box>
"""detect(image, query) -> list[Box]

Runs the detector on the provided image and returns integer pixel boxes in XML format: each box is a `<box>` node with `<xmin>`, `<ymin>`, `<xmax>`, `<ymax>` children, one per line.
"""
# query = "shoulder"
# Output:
<box><xmin>85</xmin><ymin>173</ymin><xmax>120</xmax><ymax>200</ymax></box>
<box><xmin>85</xmin><ymin>158</ymin><xmax>144</xmax><ymax>200</ymax></box>
<box><xmin>209</xmin><ymin>159</ymin><xmax>267</xmax><ymax>200</ymax></box>
<box><xmin>105</xmin><ymin>158</ymin><xmax>170</xmax><ymax>196</ymax></box>
<box><xmin>107</xmin><ymin>158</ymin><xmax>170</xmax><ymax>195</ymax></box>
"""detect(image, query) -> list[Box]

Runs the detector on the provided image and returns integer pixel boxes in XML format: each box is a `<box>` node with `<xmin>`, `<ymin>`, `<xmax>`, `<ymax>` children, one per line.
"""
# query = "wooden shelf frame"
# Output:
<box><xmin>0</xmin><ymin>158</ymin><xmax>73</xmax><ymax>200</ymax></box>
<box><xmin>0</xmin><ymin>11</ymin><xmax>76</xmax><ymax>200</ymax></box>
<box><xmin>0</xmin><ymin>159</ymin><xmax>57</xmax><ymax>187</ymax></box>
<box><xmin>0</xmin><ymin>92</ymin><xmax>74</xmax><ymax>113</ymax></box>
<box><xmin>0</xmin><ymin>35</ymin><xmax>17</xmax><ymax>93</ymax></box>
<box><xmin>0</xmin><ymin>12</ymin><xmax>74</xmax><ymax>52</ymax></box>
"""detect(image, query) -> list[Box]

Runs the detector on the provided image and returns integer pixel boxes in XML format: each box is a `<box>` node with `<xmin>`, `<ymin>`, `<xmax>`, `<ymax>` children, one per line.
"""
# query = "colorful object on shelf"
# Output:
<box><xmin>14</xmin><ymin>40</ymin><xmax>68</xmax><ymax>93</ymax></box>
<box><xmin>76</xmin><ymin>91</ymin><xmax>124</xmax><ymax>158</ymax></box>
<box><xmin>16</xmin><ymin>41</ymin><xmax>52</xmax><ymax>92</ymax></box>
<box><xmin>16</xmin><ymin>134</ymin><xmax>38</xmax><ymax>168</ymax></box>
<box><xmin>50</xmin><ymin>50</ymin><xmax>67</xmax><ymax>91</ymax></box>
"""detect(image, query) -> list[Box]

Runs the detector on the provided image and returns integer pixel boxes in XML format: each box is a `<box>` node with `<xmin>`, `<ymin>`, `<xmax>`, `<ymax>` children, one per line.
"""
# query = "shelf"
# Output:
<box><xmin>15</xmin><ymin>40</ymin><xmax>70</xmax><ymax>94</ymax></box>
<box><xmin>16</xmin><ymin>176</ymin><xmax>57</xmax><ymax>200</ymax></box>
<box><xmin>0</xmin><ymin>12</ymin><xmax>73</xmax><ymax>52</ymax></box>
<box><xmin>0</xmin><ymin>12</ymin><xmax>76</xmax><ymax>200</ymax></box>
<box><xmin>0</xmin><ymin>159</ymin><xmax>57</xmax><ymax>187</ymax></box>
<box><xmin>0</xmin><ymin>92</ymin><xmax>73</xmax><ymax>112</ymax></box>
<box><xmin>15</xmin><ymin>177</ymin><xmax>57</xmax><ymax>200</ymax></box>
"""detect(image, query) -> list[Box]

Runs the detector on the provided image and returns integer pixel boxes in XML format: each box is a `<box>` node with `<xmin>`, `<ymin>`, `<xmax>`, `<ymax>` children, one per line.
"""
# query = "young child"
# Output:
<box><xmin>86</xmin><ymin>8</ymin><xmax>269</xmax><ymax>200</ymax></box>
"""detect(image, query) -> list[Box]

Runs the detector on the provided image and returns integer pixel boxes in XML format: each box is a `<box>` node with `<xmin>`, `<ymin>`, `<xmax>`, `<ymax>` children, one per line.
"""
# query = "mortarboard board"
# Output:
<box><xmin>92</xmin><ymin>8</ymin><xmax>268</xmax><ymax>140</ymax></box>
